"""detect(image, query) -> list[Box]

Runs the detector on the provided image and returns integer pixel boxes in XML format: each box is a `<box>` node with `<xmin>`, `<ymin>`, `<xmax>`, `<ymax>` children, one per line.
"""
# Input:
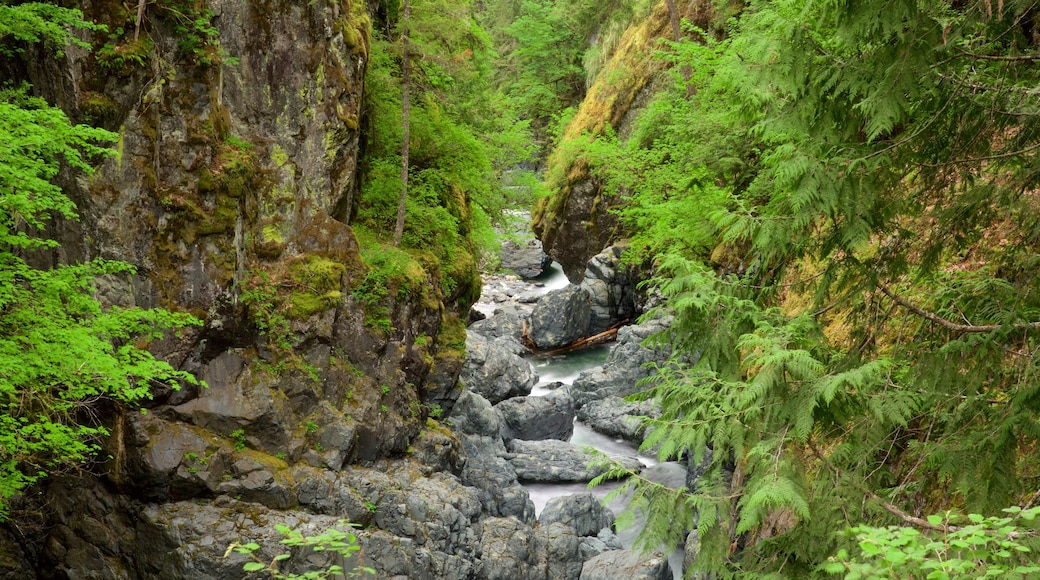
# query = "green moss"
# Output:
<box><xmin>437</xmin><ymin>312</ymin><xmax>467</xmax><ymax>352</ymax></box>
<box><xmin>270</xmin><ymin>144</ymin><xmax>290</xmax><ymax>167</ymax></box>
<box><xmin>261</xmin><ymin>223</ymin><xmax>285</xmax><ymax>244</ymax></box>
<box><xmin>285</xmin><ymin>255</ymin><xmax>347</xmax><ymax>319</ymax></box>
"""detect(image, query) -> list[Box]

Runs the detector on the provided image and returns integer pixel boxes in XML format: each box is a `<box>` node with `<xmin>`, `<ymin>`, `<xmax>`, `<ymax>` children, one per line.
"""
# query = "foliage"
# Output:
<box><xmin>231</xmin><ymin>521</ymin><xmax>374</xmax><ymax>579</ymax></box>
<box><xmin>158</xmin><ymin>0</ymin><xmax>237</xmax><ymax>66</ymax></box>
<box><xmin>486</xmin><ymin>0</ymin><xmax>641</xmax><ymax>140</ymax></box>
<box><xmin>358</xmin><ymin>0</ymin><xmax>532</xmax><ymax>301</ymax></box>
<box><xmin>824</xmin><ymin>507</ymin><xmax>1040</xmax><ymax>580</ymax></box>
<box><xmin>0</xmin><ymin>8</ymin><xmax>200</xmax><ymax>520</ymax></box>
<box><xmin>0</xmin><ymin>2</ymin><xmax>100</xmax><ymax>55</ymax></box>
<box><xmin>582</xmin><ymin>0</ymin><xmax>1040</xmax><ymax>577</ymax></box>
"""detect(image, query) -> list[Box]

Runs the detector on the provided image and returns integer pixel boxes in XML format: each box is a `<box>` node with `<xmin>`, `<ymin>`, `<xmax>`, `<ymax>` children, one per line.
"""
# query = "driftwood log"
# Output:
<box><xmin>521</xmin><ymin>320</ymin><xmax>628</xmax><ymax>356</ymax></box>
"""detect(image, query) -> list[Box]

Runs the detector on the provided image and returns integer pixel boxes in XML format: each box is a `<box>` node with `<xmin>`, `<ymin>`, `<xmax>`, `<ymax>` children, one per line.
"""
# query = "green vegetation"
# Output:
<box><xmin>230</xmin><ymin>429</ymin><xmax>247</xmax><ymax>451</ymax></box>
<box><xmin>231</xmin><ymin>521</ymin><xmax>374</xmax><ymax>578</ymax></box>
<box><xmin>355</xmin><ymin>0</ymin><xmax>543</xmax><ymax>295</ymax></box>
<box><xmin>824</xmin><ymin>507</ymin><xmax>1040</xmax><ymax>580</ymax></box>
<box><xmin>566</xmin><ymin>0</ymin><xmax>1040</xmax><ymax>577</ymax></box>
<box><xmin>0</xmin><ymin>3</ymin><xmax>200</xmax><ymax>520</ymax></box>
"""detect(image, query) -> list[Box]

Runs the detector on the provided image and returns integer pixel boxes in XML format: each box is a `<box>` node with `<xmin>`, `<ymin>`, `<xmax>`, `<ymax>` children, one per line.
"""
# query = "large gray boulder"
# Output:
<box><xmin>579</xmin><ymin>245</ymin><xmax>639</xmax><ymax>334</ymax></box>
<box><xmin>576</xmin><ymin>396</ymin><xmax>658</xmax><ymax>444</ymax></box>
<box><xmin>496</xmin><ymin>390</ymin><xmax>575</xmax><ymax>442</ymax></box>
<box><xmin>478</xmin><ymin>518</ymin><xmax>587</xmax><ymax>580</ymax></box>
<box><xmin>461</xmin><ymin>332</ymin><xmax>537</xmax><ymax>404</ymax></box>
<box><xmin>579</xmin><ymin>549</ymin><xmax>672</xmax><ymax>580</ymax></box>
<box><xmin>539</xmin><ymin>493</ymin><xmax>615</xmax><ymax>537</ymax></box>
<box><xmin>446</xmin><ymin>389</ymin><xmax>504</xmax><ymax>438</ymax></box>
<box><xmin>506</xmin><ymin>439</ymin><xmax>643</xmax><ymax>483</ymax></box>
<box><xmin>529</xmin><ymin>285</ymin><xmax>592</xmax><ymax>350</ymax></box>
<box><xmin>501</xmin><ymin>239</ymin><xmax>553</xmax><ymax>279</ymax></box>
<box><xmin>468</xmin><ymin>303</ymin><xmax>530</xmax><ymax>354</ymax></box>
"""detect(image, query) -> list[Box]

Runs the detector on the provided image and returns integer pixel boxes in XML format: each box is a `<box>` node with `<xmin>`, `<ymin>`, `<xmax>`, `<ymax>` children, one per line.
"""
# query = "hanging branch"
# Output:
<box><xmin>876</xmin><ymin>283</ymin><xmax>1040</xmax><ymax>333</ymax></box>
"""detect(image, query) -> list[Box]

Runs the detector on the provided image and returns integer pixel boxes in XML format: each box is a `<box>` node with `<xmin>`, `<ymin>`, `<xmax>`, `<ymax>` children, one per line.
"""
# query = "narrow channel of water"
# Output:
<box><xmin>519</xmin><ymin>262</ymin><xmax>684</xmax><ymax>579</ymax></box>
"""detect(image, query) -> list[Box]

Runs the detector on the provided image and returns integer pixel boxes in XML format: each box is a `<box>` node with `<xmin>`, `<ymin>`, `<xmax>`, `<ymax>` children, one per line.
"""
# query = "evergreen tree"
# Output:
<box><xmin>584</xmin><ymin>0</ymin><xmax>1040</xmax><ymax>576</ymax></box>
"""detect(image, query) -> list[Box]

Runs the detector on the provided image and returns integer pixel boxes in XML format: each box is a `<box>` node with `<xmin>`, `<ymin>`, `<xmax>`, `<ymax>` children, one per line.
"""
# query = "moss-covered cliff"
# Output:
<box><xmin>0</xmin><ymin>0</ymin><xmax>483</xmax><ymax>575</ymax></box>
<box><xmin>531</xmin><ymin>0</ymin><xmax>724</xmax><ymax>281</ymax></box>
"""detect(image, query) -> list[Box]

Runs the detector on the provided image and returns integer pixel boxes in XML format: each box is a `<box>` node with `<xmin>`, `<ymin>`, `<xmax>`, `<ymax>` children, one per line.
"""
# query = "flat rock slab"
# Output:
<box><xmin>506</xmin><ymin>439</ymin><xmax>643</xmax><ymax>483</ymax></box>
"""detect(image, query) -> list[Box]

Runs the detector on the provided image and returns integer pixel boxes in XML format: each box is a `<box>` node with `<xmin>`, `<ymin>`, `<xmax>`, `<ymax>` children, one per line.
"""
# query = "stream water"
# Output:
<box><xmin>500</xmin><ymin>262</ymin><xmax>685</xmax><ymax>578</ymax></box>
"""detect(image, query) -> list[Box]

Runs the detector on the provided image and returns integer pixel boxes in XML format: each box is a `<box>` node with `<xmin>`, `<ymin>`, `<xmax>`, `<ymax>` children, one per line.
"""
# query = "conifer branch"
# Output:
<box><xmin>808</xmin><ymin>440</ymin><xmax>956</xmax><ymax>533</ymax></box>
<box><xmin>957</xmin><ymin>50</ymin><xmax>1040</xmax><ymax>62</ymax></box>
<box><xmin>877</xmin><ymin>284</ymin><xmax>1040</xmax><ymax>333</ymax></box>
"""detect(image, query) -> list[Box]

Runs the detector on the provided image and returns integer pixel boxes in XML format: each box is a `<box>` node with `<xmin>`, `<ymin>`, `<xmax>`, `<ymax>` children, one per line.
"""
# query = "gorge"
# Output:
<box><xmin>6</xmin><ymin>0</ymin><xmax>1040</xmax><ymax>578</ymax></box>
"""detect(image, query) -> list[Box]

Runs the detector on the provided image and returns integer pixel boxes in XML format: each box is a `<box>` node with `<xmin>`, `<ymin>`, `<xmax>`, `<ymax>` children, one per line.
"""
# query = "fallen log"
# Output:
<box><xmin>522</xmin><ymin>320</ymin><xmax>629</xmax><ymax>356</ymax></box>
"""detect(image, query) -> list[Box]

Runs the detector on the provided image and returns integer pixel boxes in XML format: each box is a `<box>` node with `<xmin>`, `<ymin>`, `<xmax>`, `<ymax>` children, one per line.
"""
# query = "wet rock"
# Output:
<box><xmin>576</xmin><ymin>396</ymin><xmax>659</xmax><ymax>443</ymax></box>
<box><xmin>371</xmin><ymin>473</ymin><xmax>483</xmax><ymax>554</ymax></box>
<box><xmin>496</xmin><ymin>390</ymin><xmax>575</xmax><ymax>442</ymax></box>
<box><xmin>579</xmin><ymin>528</ymin><xmax>625</xmax><ymax>560</ymax></box>
<box><xmin>478</xmin><ymin>517</ymin><xmax>539</xmax><ymax>580</ymax></box>
<box><xmin>477</xmin><ymin>518</ymin><xmax>586</xmax><ymax>580</ymax></box>
<box><xmin>539</xmin><ymin>493</ymin><xmax>614</xmax><ymax>537</ymax></box>
<box><xmin>536</xmin><ymin>521</ymin><xmax>585</xmax><ymax>580</ymax></box>
<box><xmin>506</xmin><ymin>439</ymin><xmax>643</xmax><ymax>483</ymax></box>
<box><xmin>529</xmin><ymin>286</ymin><xmax>592</xmax><ymax>349</ymax></box>
<box><xmin>461</xmin><ymin>333</ymin><xmax>537</xmax><ymax>404</ymax></box>
<box><xmin>410</xmin><ymin>422</ymin><xmax>465</xmax><ymax>476</ymax></box>
<box><xmin>501</xmin><ymin>239</ymin><xmax>553</xmax><ymax>279</ymax></box>
<box><xmin>459</xmin><ymin>435</ymin><xmax>535</xmax><ymax>524</ymax></box>
<box><xmin>579</xmin><ymin>549</ymin><xmax>672</xmax><ymax>580</ymax></box>
<box><xmin>171</xmin><ymin>351</ymin><xmax>293</xmax><ymax>455</ymax></box>
<box><xmin>467</xmin><ymin>302</ymin><xmax>530</xmax><ymax>354</ymax></box>
<box><xmin>0</xmin><ymin>524</ymin><xmax>31</xmax><ymax>580</ymax></box>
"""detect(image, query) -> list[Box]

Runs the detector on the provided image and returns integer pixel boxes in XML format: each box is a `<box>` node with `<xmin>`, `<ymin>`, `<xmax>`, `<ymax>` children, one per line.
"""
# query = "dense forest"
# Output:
<box><xmin>5</xmin><ymin>0</ymin><xmax>1040</xmax><ymax>578</ymax></box>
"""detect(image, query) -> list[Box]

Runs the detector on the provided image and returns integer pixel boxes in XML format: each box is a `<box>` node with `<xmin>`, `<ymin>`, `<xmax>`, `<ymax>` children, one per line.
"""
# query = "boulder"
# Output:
<box><xmin>446</xmin><ymin>389</ymin><xmax>503</xmax><ymax>438</ymax></box>
<box><xmin>468</xmin><ymin>303</ymin><xmax>530</xmax><ymax>353</ymax></box>
<box><xmin>496</xmin><ymin>390</ymin><xmax>575</xmax><ymax>442</ymax></box>
<box><xmin>506</xmin><ymin>439</ymin><xmax>643</xmax><ymax>483</ymax></box>
<box><xmin>461</xmin><ymin>332</ymin><xmax>537</xmax><ymax>404</ymax></box>
<box><xmin>478</xmin><ymin>518</ymin><xmax>588</xmax><ymax>580</ymax></box>
<box><xmin>171</xmin><ymin>351</ymin><xmax>293</xmax><ymax>455</ymax></box>
<box><xmin>576</xmin><ymin>396</ymin><xmax>659</xmax><ymax>443</ymax></box>
<box><xmin>570</xmin><ymin>317</ymin><xmax>672</xmax><ymax>408</ymax></box>
<box><xmin>539</xmin><ymin>493</ymin><xmax>614</xmax><ymax>537</ymax></box>
<box><xmin>579</xmin><ymin>549</ymin><xmax>672</xmax><ymax>580</ymax></box>
<box><xmin>529</xmin><ymin>285</ymin><xmax>592</xmax><ymax>349</ymax></box>
<box><xmin>579</xmin><ymin>245</ymin><xmax>639</xmax><ymax>334</ymax></box>
<box><xmin>579</xmin><ymin>528</ymin><xmax>625</xmax><ymax>560</ymax></box>
<box><xmin>501</xmin><ymin>239</ymin><xmax>553</xmax><ymax>279</ymax></box>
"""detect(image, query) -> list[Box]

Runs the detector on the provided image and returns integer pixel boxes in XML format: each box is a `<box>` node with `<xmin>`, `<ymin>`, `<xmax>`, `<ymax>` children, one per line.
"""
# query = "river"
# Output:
<box><xmin>496</xmin><ymin>262</ymin><xmax>686</xmax><ymax>579</ymax></box>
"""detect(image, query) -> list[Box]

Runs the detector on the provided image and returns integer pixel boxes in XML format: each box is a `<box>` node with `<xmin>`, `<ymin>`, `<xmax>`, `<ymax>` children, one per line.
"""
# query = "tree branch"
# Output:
<box><xmin>876</xmin><ymin>283</ymin><xmax>1040</xmax><ymax>333</ymax></box>
<box><xmin>959</xmin><ymin>49</ymin><xmax>1040</xmax><ymax>62</ymax></box>
<box><xmin>807</xmin><ymin>440</ymin><xmax>956</xmax><ymax>533</ymax></box>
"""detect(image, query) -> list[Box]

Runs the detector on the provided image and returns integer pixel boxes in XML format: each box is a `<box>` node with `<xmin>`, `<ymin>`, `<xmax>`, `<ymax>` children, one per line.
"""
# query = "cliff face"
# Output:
<box><xmin>0</xmin><ymin>0</ymin><xmax>476</xmax><ymax>575</ymax></box>
<box><xmin>531</xmin><ymin>0</ymin><xmax>719</xmax><ymax>282</ymax></box>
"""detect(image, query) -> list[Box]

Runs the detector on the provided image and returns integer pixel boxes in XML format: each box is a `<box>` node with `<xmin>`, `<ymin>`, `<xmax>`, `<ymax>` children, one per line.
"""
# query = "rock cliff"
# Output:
<box><xmin>0</xmin><ymin>0</ymin><xmax>483</xmax><ymax>576</ymax></box>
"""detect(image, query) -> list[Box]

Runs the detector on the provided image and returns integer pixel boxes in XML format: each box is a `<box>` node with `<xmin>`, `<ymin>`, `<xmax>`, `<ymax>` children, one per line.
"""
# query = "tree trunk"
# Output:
<box><xmin>393</xmin><ymin>0</ymin><xmax>411</xmax><ymax>247</ymax></box>
<box><xmin>664</xmin><ymin>0</ymin><xmax>694</xmax><ymax>96</ymax></box>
